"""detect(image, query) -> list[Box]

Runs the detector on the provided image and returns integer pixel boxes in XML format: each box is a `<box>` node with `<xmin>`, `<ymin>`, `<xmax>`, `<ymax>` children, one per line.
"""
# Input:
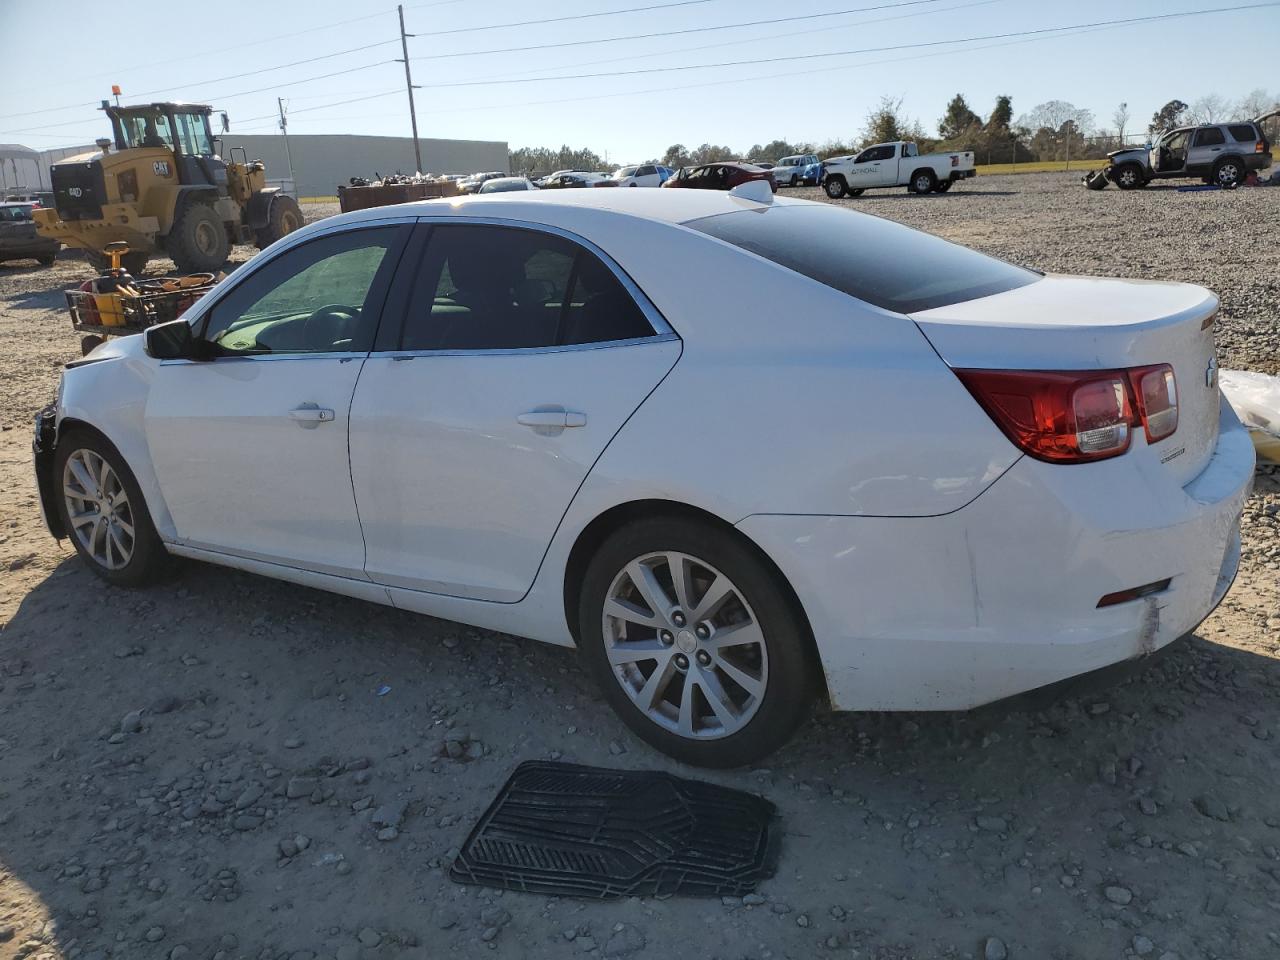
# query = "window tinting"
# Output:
<box><xmin>202</xmin><ymin>227</ymin><xmax>400</xmax><ymax>354</ymax></box>
<box><xmin>1228</xmin><ymin>124</ymin><xmax>1258</xmax><ymax>142</ymax></box>
<box><xmin>398</xmin><ymin>225</ymin><xmax>654</xmax><ymax>351</ymax></box>
<box><xmin>687</xmin><ymin>204</ymin><xmax>1039</xmax><ymax>314</ymax></box>
<box><xmin>1193</xmin><ymin>127</ymin><xmax>1226</xmax><ymax>146</ymax></box>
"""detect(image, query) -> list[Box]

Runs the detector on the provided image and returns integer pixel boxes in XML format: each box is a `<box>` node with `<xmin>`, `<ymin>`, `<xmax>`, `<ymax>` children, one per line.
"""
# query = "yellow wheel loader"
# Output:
<box><xmin>34</xmin><ymin>102</ymin><xmax>303</xmax><ymax>275</ymax></box>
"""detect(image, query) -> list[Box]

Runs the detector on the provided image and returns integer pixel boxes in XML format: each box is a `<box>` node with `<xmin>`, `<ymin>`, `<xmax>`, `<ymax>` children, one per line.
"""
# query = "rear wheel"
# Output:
<box><xmin>823</xmin><ymin>176</ymin><xmax>848</xmax><ymax>199</ymax></box>
<box><xmin>909</xmin><ymin>169</ymin><xmax>936</xmax><ymax>194</ymax></box>
<box><xmin>577</xmin><ymin>517</ymin><xmax>816</xmax><ymax>767</ymax></box>
<box><xmin>1213</xmin><ymin>158</ymin><xmax>1243</xmax><ymax>188</ymax></box>
<box><xmin>254</xmin><ymin>195</ymin><xmax>304</xmax><ymax>250</ymax></box>
<box><xmin>54</xmin><ymin>429</ymin><xmax>169</xmax><ymax>587</ymax></box>
<box><xmin>1113</xmin><ymin>163</ymin><xmax>1146</xmax><ymax>190</ymax></box>
<box><xmin>167</xmin><ymin>200</ymin><xmax>230</xmax><ymax>273</ymax></box>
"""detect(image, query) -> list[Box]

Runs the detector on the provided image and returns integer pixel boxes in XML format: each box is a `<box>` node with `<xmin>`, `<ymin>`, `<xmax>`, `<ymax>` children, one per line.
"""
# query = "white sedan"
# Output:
<box><xmin>33</xmin><ymin>187</ymin><xmax>1253</xmax><ymax>767</ymax></box>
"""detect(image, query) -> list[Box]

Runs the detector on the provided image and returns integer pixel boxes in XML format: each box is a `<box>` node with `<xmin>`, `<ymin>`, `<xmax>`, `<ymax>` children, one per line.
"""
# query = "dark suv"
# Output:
<box><xmin>0</xmin><ymin>202</ymin><xmax>59</xmax><ymax>267</ymax></box>
<box><xmin>1091</xmin><ymin>112</ymin><xmax>1276</xmax><ymax>190</ymax></box>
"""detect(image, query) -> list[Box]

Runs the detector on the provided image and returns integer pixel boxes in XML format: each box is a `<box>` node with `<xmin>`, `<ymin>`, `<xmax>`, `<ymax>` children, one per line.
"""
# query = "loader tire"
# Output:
<box><xmin>86</xmin><ymin>250</ymin><xmax>150</xmax><ymax>276</ymax></box>
<box><xmin>167</xmin><ymin>201</ymin><xmax>230</xmax><ymax>273</ymax></box>
<box><xmin>255</xmin><ymin>195</ymin><xmax>304</xmax><ymax>250</ymax></box>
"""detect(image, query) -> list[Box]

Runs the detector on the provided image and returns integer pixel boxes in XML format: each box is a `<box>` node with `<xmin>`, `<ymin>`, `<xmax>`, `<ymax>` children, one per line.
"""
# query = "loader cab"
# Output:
<box><xmin>106</xmin><ymin>103</ymin><xmax>228</xmax><ymax>192</ymax></box>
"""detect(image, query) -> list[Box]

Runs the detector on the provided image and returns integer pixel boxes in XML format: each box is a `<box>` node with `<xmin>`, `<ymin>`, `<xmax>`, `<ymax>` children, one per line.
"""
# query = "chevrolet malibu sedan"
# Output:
<box><xmin>33</xmin><ymin>188</ymin><xmax>1252</xmax><ymax>767</ymax></box>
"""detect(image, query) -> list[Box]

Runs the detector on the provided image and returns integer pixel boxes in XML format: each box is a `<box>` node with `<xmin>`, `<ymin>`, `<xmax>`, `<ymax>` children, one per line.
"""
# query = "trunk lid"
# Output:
<box><xmin>910</xmin><ymin>275</ymin><xmax>1221</xmax><ymax>486</ymax></box>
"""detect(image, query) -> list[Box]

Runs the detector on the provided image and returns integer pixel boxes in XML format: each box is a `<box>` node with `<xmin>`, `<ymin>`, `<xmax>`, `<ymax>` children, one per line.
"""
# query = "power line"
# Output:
<box><xmin>414</xmin><ymin>0</ymin><xmax>950</xmax><ymax>61</ymax></box>
<box><xmin>416</xmin><ymin>0</ymin><xmax>726</xmax><ymax>36</ymax></box>
<box><xmin>464</xmin><ymin>0</ymin><xmax>998</xmax><ymax>84</ymax></box>
<box><xmin>421</xmin><ymin>2</ymin><xmax>1280</xmax><ymax>88</ymax></box>
<box><xmin>6</xmin><ymin>8</ymin><xmax>401</xmax><ymax>110</ymax></box>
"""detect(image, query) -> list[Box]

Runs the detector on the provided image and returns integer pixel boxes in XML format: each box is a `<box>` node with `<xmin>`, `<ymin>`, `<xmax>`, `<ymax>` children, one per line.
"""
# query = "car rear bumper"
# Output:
<box><xmin>738</xmin><ymin>398</ymin><xmax>1254</xmax><ymax>711</ymax></box>
<box><xmin>950</xmin><ymin>169</ymin><xmax>976</xmax><ymax>180</ymax></box>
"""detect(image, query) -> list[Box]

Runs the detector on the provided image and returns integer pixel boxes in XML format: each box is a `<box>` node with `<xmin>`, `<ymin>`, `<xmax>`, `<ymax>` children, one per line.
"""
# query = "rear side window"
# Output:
<box><xmin>1193</xmin><ymin>128</ymin><xmax>1226</xmax><ymax>146</ymax></box>
<box><xmin>1228</xmin><ymin>124</ymin><xmax>1258</xmax><ymax>142</ymax></box>
<box><xmin>397</xmin><ymin>225</ymin><xmax>655</xmax><ymax>351</ymax></box>
<box><xmin>686</xmin><ymin>204</ymin><xmax>1039</xmax><ymax>314</ymax></box>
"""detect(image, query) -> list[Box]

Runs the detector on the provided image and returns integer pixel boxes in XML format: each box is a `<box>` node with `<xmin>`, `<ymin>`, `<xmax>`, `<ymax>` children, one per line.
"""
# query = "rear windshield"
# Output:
<box><xmin>685</xmin><ymin>203</ymin><xmax>1039</xmax><ymax>313</ymax></box>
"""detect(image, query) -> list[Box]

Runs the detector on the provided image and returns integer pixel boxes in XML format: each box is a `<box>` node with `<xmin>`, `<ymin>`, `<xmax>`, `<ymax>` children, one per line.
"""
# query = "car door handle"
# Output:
<box><xmin>517</xmin><ymin>407</ymin><xmax>587</xmax><ymax>434</ymax></box>
<box><xmin>289</xmin><ymin>405</ymin><xmax>335</xmax><ymax>423</ymax></box>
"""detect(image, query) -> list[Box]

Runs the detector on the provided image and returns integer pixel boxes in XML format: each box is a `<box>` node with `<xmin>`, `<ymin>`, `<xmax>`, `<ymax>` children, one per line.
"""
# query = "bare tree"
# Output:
<box><xmin>1016</xmin><ymin>100</ymin><xmax>1096</xmax><ymax>137</ymax></box>
<box><xmin>1112</xmin><ymin>102</ymin><xmax>1130</xmax><ymax>144</ymax></box>
<box><xmin>1233</xmin><ymin>88</ymin><xmax>1277</xmax><ymax>120</ymax></box>
<box><xmin>1187</xmin><ymin>93</ymin><xmax>1231</xmax><ymax>125</ymax></box>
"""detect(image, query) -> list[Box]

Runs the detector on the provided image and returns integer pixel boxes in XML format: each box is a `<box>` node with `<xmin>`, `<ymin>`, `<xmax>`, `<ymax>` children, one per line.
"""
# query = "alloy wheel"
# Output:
<box><xmin>63</xmin><ymin>448</ymin><xmax>135</xmax><ymax>570</ymax></box>
<box><xmin>602</xmin><ymin>551</ymin><xmax>768</xmax><ymax>740</ymax></box>
<box><xmin>1118</xmin><ymin>167</ymin><xmax>1138</xmax><ymax>187</ymax></box>
<box><xmin>1217</xmin><ymin>162</ymin><xmax>1241</xmax><ymax>187</ymax></box>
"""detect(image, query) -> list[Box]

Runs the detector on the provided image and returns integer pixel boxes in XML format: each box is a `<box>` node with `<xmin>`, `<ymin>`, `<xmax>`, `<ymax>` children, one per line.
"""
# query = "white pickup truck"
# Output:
<box><xmin>820</xmin><ymin>141</ymin><xmax>976</xmax><ymax>197</ymax></box>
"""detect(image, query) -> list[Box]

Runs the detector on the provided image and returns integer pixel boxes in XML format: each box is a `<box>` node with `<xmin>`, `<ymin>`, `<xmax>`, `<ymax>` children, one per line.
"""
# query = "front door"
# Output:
<box><xmin>145</xmin><ymin>224</ymin><xmax>408</xmax><ymax>576</ymax></box>
<box><xmin>1154</xmin><ymin>130</ymin><xmax>1190</xmax><ymax>172</ymax></box>
<box><xmin>350</xmin><ymin>222</ymin><xmax>680</xmax><ymax>602</ymax></box>
<box><xmin>850</xmin><ymin>144</ymin><xmax>897</xmax><ymax>187</ymax></box>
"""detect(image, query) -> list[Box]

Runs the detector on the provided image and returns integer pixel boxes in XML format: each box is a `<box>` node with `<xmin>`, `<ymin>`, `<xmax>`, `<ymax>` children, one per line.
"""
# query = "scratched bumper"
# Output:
<box><xmin>738</xmin><ymin>400</ymin><xmax>1254</xmax><ymax>711</ymax></box>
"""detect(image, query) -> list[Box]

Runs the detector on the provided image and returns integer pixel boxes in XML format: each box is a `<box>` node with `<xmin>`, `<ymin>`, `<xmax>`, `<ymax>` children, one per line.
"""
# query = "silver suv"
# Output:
<box><xmin>1088</xmin><ymin>112</ymin><xmax>1276</xmax><ymax>190</ymax></box>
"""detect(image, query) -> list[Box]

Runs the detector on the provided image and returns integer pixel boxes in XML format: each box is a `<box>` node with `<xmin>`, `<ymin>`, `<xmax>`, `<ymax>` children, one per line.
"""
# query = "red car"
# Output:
<box><xmin>661</xmin><ymin>162</ymin><xmax>777</xmax><ymax>192</ymax></box>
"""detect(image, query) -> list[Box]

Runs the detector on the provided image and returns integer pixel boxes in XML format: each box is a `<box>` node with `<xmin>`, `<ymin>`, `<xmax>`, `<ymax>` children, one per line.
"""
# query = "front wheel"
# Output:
<box><xmin>1113</xmin><ymin>163</ymin><xmax>1146</xmax><ymax>190</ymax></box>
<box><xmin>823</xmin><ymin>176</ymin><xmax>848</xmax><ymax>199</ymax></box>
<box><xmin>54</xmin><ymin>429</ymin><xmax>169</xmax><ymax>587</ymax></box>
<box><xmin>167</xmin><ymin>201</ymin><xmax>230</xmax><ymax>272</ymax></box>
<box><xmin>578</xmin><ymin>518</ymin><xmax>817</xmax><ymax>768</ymax></box>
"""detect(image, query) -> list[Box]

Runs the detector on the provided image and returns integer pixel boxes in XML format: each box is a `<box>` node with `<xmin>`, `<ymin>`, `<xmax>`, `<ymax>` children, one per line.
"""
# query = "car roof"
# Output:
<box><xmin>310</xmin><ymin>185</ymin><xmax>802</xmax><ymax>235</ymax></box>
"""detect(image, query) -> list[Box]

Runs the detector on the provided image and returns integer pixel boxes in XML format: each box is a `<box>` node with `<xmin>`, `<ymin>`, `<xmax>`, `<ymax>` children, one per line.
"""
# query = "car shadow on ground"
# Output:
<box><xmin>831</xmin><ymin>190</ymin><xmax>1019</xmax><ymax>201</ymax></box>
<box><xmin>3</xmin><ymin>547</ymin><xmax>1279</xmax><ymax>957</ymax></box>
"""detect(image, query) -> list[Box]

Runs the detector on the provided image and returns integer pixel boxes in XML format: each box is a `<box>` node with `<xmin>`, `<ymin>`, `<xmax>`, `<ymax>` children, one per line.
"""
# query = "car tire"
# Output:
<box><xmin>577</xmin><ymin>516</ymin><xmax>817</xmax><ymax>768</ymax></box>
<box><xmin>1213</xmin><ymin>158</ymin><xmax>1243</xmax><ymax>189</ymax></box>
<box><xmin>53</xmin><ymin>427</ymin><xmax>169</xmax><ymax>588</ymax></box>
<box><xmin>909</xmin><ymin>169</ymin><xmax>936</xmax><ymax>194</ymax></box>
<box><xmin>823</xmin><ymin>176</ymin><xmax>848</xmax><ymax>199</ymax></box>
<box><xmin>38</xmin><ymin>253</ymin><xmax>56</xmax><ymax>266</ymax></box>
<box><xmin>788</xmin><ymin>175</ymin><xmax>798</xmax><ymax>187</ymax></box>
<box><xmin>167</xmin><ymin>200</ymin><xmax>230</xmax><ymax>273</ymax></box>
<box><xmin>1113</xmin><ymin>163</ymin><xmax>1145</xmax><ymax>190</ymax></box>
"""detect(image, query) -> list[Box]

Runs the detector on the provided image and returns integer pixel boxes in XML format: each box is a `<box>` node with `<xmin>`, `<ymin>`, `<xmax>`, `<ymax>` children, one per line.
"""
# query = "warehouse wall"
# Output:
<box><xmin>219</xmin><ymin>134</ymin><xmax>509</xmax><ymax>197</ymax></box>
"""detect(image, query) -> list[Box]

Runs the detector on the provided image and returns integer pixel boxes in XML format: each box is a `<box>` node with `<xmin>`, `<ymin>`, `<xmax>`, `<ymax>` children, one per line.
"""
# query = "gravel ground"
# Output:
<box><xmin>1</xmin><ymin>173</ymin><xmax>1278</xmax><ymax>960</ymax></box>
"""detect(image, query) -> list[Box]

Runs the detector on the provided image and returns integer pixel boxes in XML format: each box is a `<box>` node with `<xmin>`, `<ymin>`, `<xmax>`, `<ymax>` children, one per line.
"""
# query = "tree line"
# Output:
<box><xmin>509</xmin><ymin>89</ymin><xmax>1278</xmax><ymax>173</ymax></box>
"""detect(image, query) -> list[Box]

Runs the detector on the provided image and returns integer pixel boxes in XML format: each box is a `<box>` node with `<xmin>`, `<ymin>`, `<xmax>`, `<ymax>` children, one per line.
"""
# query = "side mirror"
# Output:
<box><xmin>146</xmin><ymin>319</ymin><xmax>198</xmax><ymax>360</ymax></box>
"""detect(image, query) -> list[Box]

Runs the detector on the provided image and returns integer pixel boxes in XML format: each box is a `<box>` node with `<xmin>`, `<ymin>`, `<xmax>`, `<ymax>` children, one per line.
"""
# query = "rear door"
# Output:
<box><xmin>1187</xmin><ymin>126</ymin><xmax>1227</xmax><ymax>171</ymax></box>
<box><xmin>349</xmin><ymin>221</ymin><xmax>680</xmax><ymax>601</ymax></box>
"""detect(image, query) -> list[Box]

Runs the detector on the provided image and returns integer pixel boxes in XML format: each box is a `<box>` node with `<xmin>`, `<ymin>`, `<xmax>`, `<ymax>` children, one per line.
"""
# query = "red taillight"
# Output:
<box><xmin>1257</xmin><ymin>141</ymin><xmax>1267</xmax><ymax>153</ymax></box>
<box><xmin>955</xmin><ymin>364</ymin><xmax>1178</xmax><ymax>464</ymax></box>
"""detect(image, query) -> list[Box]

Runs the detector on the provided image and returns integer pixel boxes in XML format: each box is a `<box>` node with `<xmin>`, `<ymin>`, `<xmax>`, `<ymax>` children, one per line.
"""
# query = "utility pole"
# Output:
<box><xmin>277</xmin><ymin>97</ymin><xmax>297</xmax><ymax>194</ymax></box>
<box><xmin>397</xmin><ymin>4</ymin><xmax>423</xmax><ymax>174</ymax></box>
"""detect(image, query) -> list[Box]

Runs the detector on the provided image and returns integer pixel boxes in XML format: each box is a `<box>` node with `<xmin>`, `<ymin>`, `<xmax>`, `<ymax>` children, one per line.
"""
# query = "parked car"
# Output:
<box><xmin>0</xmin><ymin>202</ymin><xmax>59</xmax><ymax>266</ymax></box>
<box><xmin>1087</xmin><ymin>114</ymin><xmax>1276</xmax><ymax>190</ymax></box>
<box><xmin>478</xmin><ymin>177</ymin><xmax>539</xmax><ymax>194</ymax></box>
<box><xmin>458</xmin><ymin>172</ymin><xmax>506</xmax><ymax>194</ymax></box>
<box><xmin>540</xmin><ymin>172</ymin><xmax>613</xmax><ymax>189</ymax></box>
<box><xmin>662</xmin><ymin>162</ymin><xmax>777</xmax><ymax>192</ymax></box>
<box><xmin>772</xmin><ymin>153</ymin><xmax>820</xmax><ymax>187</ymax></box>
<box><xmin>821</xmin><ymin>142</ymin><xmax>976</xmax><ymax>197</ymax></box>
<box><xmin>609</xmin><ymin>164</ymin><xmax>670</xmax><ymax>187</ymax></box>
<box><xmin>4</xmin><ymin>191</ymin><xmax>55</xmax><ymax>208</ymax></box>
<box><xmin>34</xmin><ymin>189</ymin><xmax>1251</xmax><ymax>768</ymax></box>
<box><xmin>746</xmin><ymin>159</ymin><xmax>775</xmax><ymax>169</ymax></box>
<box><xmin>535</xmin><ymin>169</ymin><xmax>593</xmax><ymax>187</ymax></box>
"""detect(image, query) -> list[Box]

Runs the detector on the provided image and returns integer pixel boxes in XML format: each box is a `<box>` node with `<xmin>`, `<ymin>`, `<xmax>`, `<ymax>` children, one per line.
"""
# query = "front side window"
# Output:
<box><xmin>202</xmin><ymin>227</ymin><xmax>402</xmax><ymax>355</ymax></box>
<box><xmin>1193</xmin><ymin>127</ymin><xmax>1226</xmax><ymax>147</ymax></box>
<box><xmin>1164</xmin><ymin>131</ymin><xmax>1190</xmax><ymax>152</ymax></box>
<box><xmin>687</xmin><ymin>204</ymin><xmax>1039</xmax><ymax>314</ymax></box>
<box><xmin>397</xmin><ymin>225</ymin><xmax>654</xmax><ymax>351</ymax></box>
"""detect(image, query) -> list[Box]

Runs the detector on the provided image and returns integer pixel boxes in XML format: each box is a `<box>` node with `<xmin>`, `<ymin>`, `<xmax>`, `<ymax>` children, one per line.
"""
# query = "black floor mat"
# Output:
<box><xmin>450</xmin><ymin>760</ymin><xmax>780</xmax><ymax>899</ymax></box>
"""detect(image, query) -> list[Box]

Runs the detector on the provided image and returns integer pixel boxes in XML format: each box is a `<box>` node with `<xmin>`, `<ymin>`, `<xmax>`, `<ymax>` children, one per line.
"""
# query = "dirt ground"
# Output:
<box><xmin>2</xmin><ymin>174</ymin><xmax>1279</xmax><ymax>960</ymax></box>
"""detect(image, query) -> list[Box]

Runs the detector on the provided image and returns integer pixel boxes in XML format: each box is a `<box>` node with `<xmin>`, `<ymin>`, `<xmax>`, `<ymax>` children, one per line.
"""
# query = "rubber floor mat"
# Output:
<box><xmin>450</xmin><ymin>760</ymin><xmax>780</xmax><ymax>899</ymax></box>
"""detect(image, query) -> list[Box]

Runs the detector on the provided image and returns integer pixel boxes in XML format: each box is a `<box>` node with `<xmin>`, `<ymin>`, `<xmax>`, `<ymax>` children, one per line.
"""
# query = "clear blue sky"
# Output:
<box><xmin>3</xmin><ymin>0</ymin><xmax>1276</xmax><ymax>163</ymax></box>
